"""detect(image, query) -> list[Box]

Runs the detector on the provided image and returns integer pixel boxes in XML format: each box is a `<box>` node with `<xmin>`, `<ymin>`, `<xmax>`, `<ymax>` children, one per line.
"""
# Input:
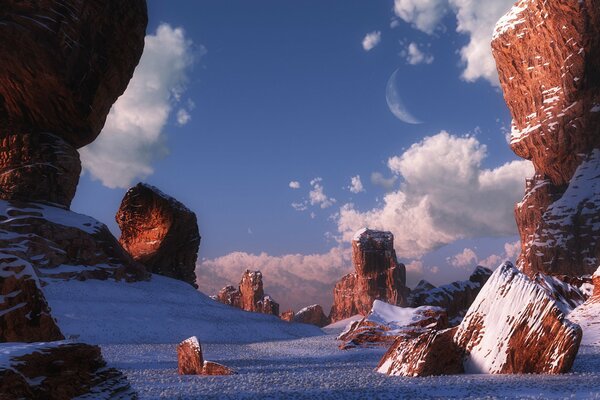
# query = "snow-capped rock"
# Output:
<box><xmin>454</xmin><ymin>263</ymin><xmax>582</xmax><ymax>374</ymax></box>
<box><xmin>330</xmin><ymin>228</ymin><xmax>409</xmax><ymax>322</ymax></box>
<box><xmin>492</xmin><ymin>0</ymin><xmax>600</xmax><ymax>277</ymax></box>
<box><xmin>0</xmin><ymin>254</ymin><xmax>64</xmax><ymax>342</ymax></box>
<box><xmin>293</xmin><ymin>304</ymin><xmax>330</xmax><ymax>327</ymax></box>
<box><xmin>177</xmin><ymin>336</ymin><xmax>234</xmax><ymax>375</ymax></box>
<box><xmin>533</xmin><ymin>272</ymin><xmax>589</xmax><ymax>313</ymax></box>
<box><xmin>338</xmin><ymin>300</ymin><xmax>447</xmax><ymax>350</ymax></box>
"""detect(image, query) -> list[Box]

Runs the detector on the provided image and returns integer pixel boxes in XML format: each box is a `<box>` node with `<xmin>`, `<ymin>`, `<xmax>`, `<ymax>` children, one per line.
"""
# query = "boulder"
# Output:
<box><xmin>329</xmin><ymin>229</ymin><xmax>410</xmax><ymax>322</ymax></box>
<box><xmin>408</xmin><ymin>266</ymin><xmax>492</xmax><ymax>325</ymax></box>
<box><xmin>280</xmin><ymin>310</ymin><xmax>295</xmax><ymax>322</ymax></box>
<box><xmin>454</xmin><ymin>263</ymin><xmax>582</xmax><ymax>374</ymax></box>
<box><xmin>534</xmin><ymin>273</ymin><xmax>589</xmax><ymax>313</ymax></box>
<box><xmin>0</xmin><ymin>342</ymin><xmax>135</xmax><ymax>399</ymax></box>
<box><xmin>376</xmin><ymin>327</ymin><xmax>463</xmax><ymax>377</ymax></box>
<box><xmin>117</xmin><ymin>183</ymin><xmax>200</xmax><ymax>287</ymax></box>
<box><xmin>0</xmin><ymin>255</ymin><xmax>64</xmax><ymax>342</ymax></box>
<box><xmin>492</xmin><ymin>0</ymin><xmax>600</xmax><ymax>277</ymax></box>
<box><xmin>293</xmin><ymin>304</ymin><xmax>330</xmax><ymax>327</ymax></box>
<box><xmin>177</xmin><ymin>336</ymin><xmax>234</xmax><ymax>376</ymax></box>
<box><xmin>378</xmin><ymin>263</ymin><xmax>582</xmax><ymax>376</ymax></box>
<box><xmin>338</xmin><ymin>300</ymin><xmax>447</xmax><ymax>350</ymax></box>
<box><xmin>177</xmin><ymin>336</ymin><xmax>204</xmax><ymax>375</ymax></box>
<box><xmin>215</xmin><ymin>270</ymin><xmax>280</xmax><ymax>316</ymax></box>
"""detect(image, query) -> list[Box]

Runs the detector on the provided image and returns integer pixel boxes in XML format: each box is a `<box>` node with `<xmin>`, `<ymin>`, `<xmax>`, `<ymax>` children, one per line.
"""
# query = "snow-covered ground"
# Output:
<box><xmin>42</xmin><ymin>274</ymin><xmax>600</xmax><ymax>399</ymax></box>
<box><xmin>43</xmin><ymin>275</ymin><xmax>322</xmax><ymax>344</ymax></box>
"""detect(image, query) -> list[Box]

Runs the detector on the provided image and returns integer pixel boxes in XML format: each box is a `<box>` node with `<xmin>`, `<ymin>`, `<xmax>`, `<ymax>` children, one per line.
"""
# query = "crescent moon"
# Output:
<box><xmin>385</xmin><ymin>69</ymin><xmax>422</xmax><ymax>125</ymax></box>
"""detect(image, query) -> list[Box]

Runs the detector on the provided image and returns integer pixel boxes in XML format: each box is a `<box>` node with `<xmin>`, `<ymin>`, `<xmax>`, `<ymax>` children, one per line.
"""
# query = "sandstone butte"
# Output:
<box><xmin>377</xmin><ymin>263</ymin><xmax>582</xmax><ymax>377</ymax></box>
<box><xmin>215</xmin><ymin>270</ymin><xmax>280</xmax><ymax>316</ymax></box>
<box><xmin>329</xmin><ymin>228</ymin><xmax>410</xmax><ymax>322</ymax></box>
<box><xmin>492</xmin><ymin>0</ymin><xmax>600</xmax><ymax>277</ymax></box>
<box><xmin>117</xmin><ymin>183</ymin><xmax>201</xmax><ymax>287</ymax></box>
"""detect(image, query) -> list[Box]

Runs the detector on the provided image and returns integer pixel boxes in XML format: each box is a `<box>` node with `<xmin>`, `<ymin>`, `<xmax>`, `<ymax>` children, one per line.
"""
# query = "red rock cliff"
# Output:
<box><xmin>492</xmin><ymin>0</ymin><xmax>600</xmax><ymax>277</ymax></box>
<box><xmin>215</xmin><ymin>270</ymin><xmax>280</xmax><ymax>316</ymax></box>
<box><xmin>329</xmin><ymin>229</ymin><xmax>409</xmax><ymax>322</ymax></box>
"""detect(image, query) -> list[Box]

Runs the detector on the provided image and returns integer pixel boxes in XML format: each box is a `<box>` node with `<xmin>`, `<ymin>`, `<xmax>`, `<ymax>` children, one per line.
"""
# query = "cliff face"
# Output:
<box><xmin>492</xmin><ymin>0</ymin><xmax>600</xmax><ymax>276</ymax></box>
<box><xmin>117</xmin><ymin>183</ymin><xmax>200</xmax><ymax>287</ymax></box>
<box><xmin>329</xmin><ymin>229</ymin><xmax>409</xmax><ymax>322</ymax></box>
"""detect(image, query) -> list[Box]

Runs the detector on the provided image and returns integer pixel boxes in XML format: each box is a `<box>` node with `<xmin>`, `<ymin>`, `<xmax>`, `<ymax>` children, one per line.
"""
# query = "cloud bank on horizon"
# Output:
<box><xmin>80</xmin><ymin>24</ymin><xmax>197</xmax><ymax>189</ymax></box>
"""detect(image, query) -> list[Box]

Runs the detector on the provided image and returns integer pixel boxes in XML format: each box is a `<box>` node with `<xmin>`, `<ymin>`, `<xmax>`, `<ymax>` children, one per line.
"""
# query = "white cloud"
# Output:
<box><xmin>405</xmin><ymin>42</ymin><xmax>434</xmax><ymax>65</ymax></box>
<box><xmin>289</xmin><ymin>181</ymin><xmax>301</xmax><ymax>189</ymax></box>
<box><xmin>309</xmin><ymin>178</ymin><xmax>336</xmax><ymax>209</ymax></box>
<box><xmin>393</xmin><ymin>0</ymin><xmax>449</xmax><ymax>34</ymax></box>
<box><xmin>291</xmin><ymin>201</ymin><xmax>308</xmax><ymax>211</ymax></box>
<box><xmin>337</xmin><ymin>131</ymin><xmax>533</xmax><ymax>258</ymax></box>
<box><xmin>370</xmin><ymin>172</ymin><xmax>398</xmax><ymax>190</ymax></box>
<box><xmin>393</xmin><ymin>0</ymin><xmax>514</xmax><ymax>85</ymax></box>
<box><xmin>447</xmin><ymin>248</ymin><xmax>478</xmax><ymax>269</ymax></box>
<box><xmin>80</xmin><ymin>24</ymin><xmax>196</xmax><ymax>189</ymax></box>
<box><xmin>504</xmin><ymin>240</ymin><xmax>521</xmax><ymax>259</ymax></box>
<box><xmin>362</xmin><ymin>31</ymin><xmax>382</xmax><ymax>51</ymax></box>
<box><xmin>196</xmin><ymin>247</ymin><xmax>353</xmax><ymax>311</ymax></box>
<box><xmin>176</xmin><ymin>109</ymin><xmax>191</xmax><ymax>126</ymax></box>
<box><xmin>348</xmin><ymin>175</ymin><xmax>365</xmax><ymax>194</ymax></box>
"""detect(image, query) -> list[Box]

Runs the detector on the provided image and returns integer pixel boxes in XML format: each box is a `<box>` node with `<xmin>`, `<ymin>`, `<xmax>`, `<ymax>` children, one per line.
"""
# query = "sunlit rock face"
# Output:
<box><xmin>329</xmin><ymin>229</ymin><xmax>410</xmax><ymax>323</ymax></box>
<box><xmin>293</xmin><ymin>304</ymin><xmax>330</xmax><ymax>327</ymax></box>
<box><xmin>0</xmin><ymin>342</ymin><xmax>135</xmax><ymax>399</ymax></box>
<box><xmin>215</xmin><ymin>270</ymin><xmax>280</xmax><ymax>316</ymax></box>
<box><xmin>117</xmin><ymin>183</ymin><xmax>200</xmax><ymax>287</ymax></box>
<box><xmin>378</xmin><ymin>263</ymin><xmax>582</xmax><ymax>377</ymax></box>
<box><xmin>0</xmin><ymin>255</ymin><xmax>64</xmax><ymax>343</ymax></box>
<box><xmin>177</xmin><ymin>336</ymin><xmax>235</xmax><ymax>376</ymax></box>
<box><xmin>492</xmin><ymin>0</ymin><xmax>600</xmax><ymax>277</ymax></box>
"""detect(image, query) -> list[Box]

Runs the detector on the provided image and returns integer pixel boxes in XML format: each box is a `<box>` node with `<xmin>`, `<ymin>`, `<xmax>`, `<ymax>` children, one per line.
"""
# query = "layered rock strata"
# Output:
<box><xmin>329</xmin><ymin>229</ymin><xmax>409</xmax><ymax>322</ymax></box>
<box><xmin>492</xmin><ymin>0</ymin><xmax>600</xmax><ymax>277</ymax></box>
<box><xmin>117</xmin><ymin>183</ymin><xmax>200</xmax><ymax>287</ymax></box>
<box><xmin>215</xmin><ymin>270</ymin><xmax>280</xmax><ymax>316</ymax></box>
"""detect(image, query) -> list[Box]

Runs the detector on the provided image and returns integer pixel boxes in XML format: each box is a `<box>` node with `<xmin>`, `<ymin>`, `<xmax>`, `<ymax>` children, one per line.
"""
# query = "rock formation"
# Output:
<box><xmin>0</xmin><ymin>342</ymin><xmax>135</xmax><ymax>399</ymax></box>
<box><xmin>329</xmin><ymin>229</ymin><xmax>409</xmax><ymax>322</ymax></box>
<box><xmin>177</xmin><ymin>336</ymin><xmax>234</xmax><ymax>376</ymax></box>
<box><xmin>492</xmin><ymin>0</ymin><xmax>600</xmax><ymax>277</ymax></box>
<box><xmin>117</xmin><ymin>183</ymin><xmax>200</xmax><ymax>287</ymax></box>
<box><xmin>408</xmin><ymin>266</ymin><xmax>492</xmax><ymax>325</ymax></box>
<box><xmin>280</xmin><ymin>310</ymin><xmax>295</xmax><ymax>322</ymax></box>
<box><xmin>534</xmin><ymin>273</ymin><xmax>589</xmax><ymax>312</ymax></box>
<box><xmin>378</xmin><ymin>263</ymin><xmax>582</xmax><ymax>376</ymax></box>
<box><xmin>594</xmin><ymin>268</ymin><xmax>600</xmax><ymax>300</ymax></box>
<box><xmin>215</xmin><ymin>270</ymin><xmax>280</xmax><ymax>316</ymax></box>
<box><xmin>293</xmin><ymin>305</ymin><xmax>330</xmax><ymax>327</ymax></box>
<box><xmin>0</xmin><ymin>255</ymin><xmax>64</xmax><ymax>342</ymax></box>
<box><xmin>338</xmin><ymin>300</ymin><xmax>448</xmax><ymax>350</ymax></box>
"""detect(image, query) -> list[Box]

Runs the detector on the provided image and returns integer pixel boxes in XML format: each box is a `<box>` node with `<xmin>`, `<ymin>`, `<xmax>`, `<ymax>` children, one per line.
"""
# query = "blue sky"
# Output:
<box><xmin>71</xmin><ymin>0</ymin><xmax>531</xmax><ymax>310</ymax></box>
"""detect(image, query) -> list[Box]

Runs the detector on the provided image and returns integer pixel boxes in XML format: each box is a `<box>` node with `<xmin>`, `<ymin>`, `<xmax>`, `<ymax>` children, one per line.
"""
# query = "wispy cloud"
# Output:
<box><xmin>362</xmin><ymin>31</ymin><xmax>382</xmax><ymax>51</ymax></box>
<box><xmin>348</xmin><ymin>175</ymin><xmax>365</xmax><ymax>194</ymax></box>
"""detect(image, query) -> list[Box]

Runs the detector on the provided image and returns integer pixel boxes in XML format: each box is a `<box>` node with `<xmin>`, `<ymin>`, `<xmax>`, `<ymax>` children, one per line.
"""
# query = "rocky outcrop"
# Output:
<box><xmin>492</xmin><ymin>0</ymin><xmax>600</xmax><ymax>277</ymax></box>
<box><xmin>594</xmin><ymin>267</ymin><xmax>600</xmax><ymax>300</ymax></box>
<box><xmin>534</xmin><ymin>273</ymin><xmax>589</xmax><ymax>312</ymax></box>
<box><xmin>177</xmin><ymin>336</ymin><xmax>234</xmax><ymax>376</ymax></box>
<box><xmin>293</xmin><ymin>305</ymin><xmax>330</xmax><ymax>327</ymax></box>
<box><xmin>215</xmin><ymin>270</ymin><xmax>280</xmax><ymax>316</ymax></box>
<box><xmin>0</xmin><ymin>255</ymin><xmax>63</xmax><ymax>342</ymax></box>
<box><xmin>338</xmin><ymin>300</ymin><xmax>448</xmax><ymax>350</ymax></box>
<box><xmin>0</xmin><ymin>342</ymin><xmax>135</xmax><ymax>399</ymax></box>
<box><xmin>329</xmin><ymin>229</ymin><xmax>409</xmax><ymax>322</ymax></box>
<box><xmin>117</xmin><ymin>183</ymin><xmax>200</xmax><ymax>287</ymax></box>
<box><xmin>377</xmin><ymin>327</ymin><xmax>463</xmax><ymax>377</ymax></box>
<box><xmin>408</xmin><ymin>266</ymin><xmax>492</xmax><ymax>325</ymax></box>
<box><xmin>378</xmin><ymin>263</ymin><xmax>582</xmax><ymax>376</ymax></box>
<box><xmin>280</xmin><ymin>310</ymin><xmax>295</xmax><ymax>322</ymax></box>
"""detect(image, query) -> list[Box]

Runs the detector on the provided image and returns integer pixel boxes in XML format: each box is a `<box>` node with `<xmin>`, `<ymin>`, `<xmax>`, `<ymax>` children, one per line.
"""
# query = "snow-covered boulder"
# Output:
<box><xmin>338</xmin><ymin>300</ymin><xmax>447</xmax><ymax>350</ymax></box>
<box><xmin>454</xmin><ymin>262</ymin><xmax>582</xmax><ymax>374</ymax></box>
<box><xmin>177</xmin><ymin>336</ymin><xmax>234</xmax><ymax>376</ymax></box>
<box><xmin>378</xmin><ymin>262</ymin><xmax>582</xmax><ymax>376</ymax></box>
<box><xmin>293</xmin><ymin>304</ymin><xmax>330</xmax><ymax>327</ymax></box>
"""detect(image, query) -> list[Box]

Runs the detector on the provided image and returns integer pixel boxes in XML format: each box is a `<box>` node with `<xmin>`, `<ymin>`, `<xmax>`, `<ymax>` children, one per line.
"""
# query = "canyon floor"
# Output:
<box><xmin>44</xmin><ymin>276</ymin><xmax>600</xmax><ymax>400</ymax></box>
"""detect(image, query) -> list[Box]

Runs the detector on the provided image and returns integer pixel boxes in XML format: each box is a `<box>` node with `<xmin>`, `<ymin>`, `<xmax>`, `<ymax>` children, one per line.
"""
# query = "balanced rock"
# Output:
<box><xmin>293</xmin><ymin>305</ymin><xmax>330</xmax><ymax>327</ymax></box>
<box><xmin>329</xmin><ymin>229</ymin><xmax>409</xmax><ymax>322</ymax></box>
<box><xmin>492</xmin><ymin>0</ymin><xmax>600</xmax><ymax>277</ymax></box>
<box><xmin>117</xmin><ymin>183</ymin><xmax>200</xmax><ymax>287</ymax></box>
<box><xmin>408</xmin><ymin>266</ymin><xmax>492</xmax><ymax>325</ymax></box>
<box><xmin>338</xmin><ymin>300</ymin><xmax>448</xmax><ymax>350</ymax></box>
<box><xmin>177</xmin><ymin>336</ymin><xmax>234</xmax><ymax>376</ymax></box>
<box><xmin>0</xmin><ymin>255</ymin><xmax>63</xmax><ymax>342</ymax></box>
<box><xmin>0</xmin><ymin>342</ymin><xmax>135</xmax><ymax>399</ymax></box>
<box><xmin>454</xmin><ymin>263</ymin><xmax>582</xmax><ymax>374</ymax></box>
<box><xmin>215</xmin><ymin>270</ymin><xmax>280</xmax><ymax>316</ymax></box>
<box><xmin>378</xmin><ymin>263</ymin><xmax>582</xmax><ymax>376</ymax></box>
